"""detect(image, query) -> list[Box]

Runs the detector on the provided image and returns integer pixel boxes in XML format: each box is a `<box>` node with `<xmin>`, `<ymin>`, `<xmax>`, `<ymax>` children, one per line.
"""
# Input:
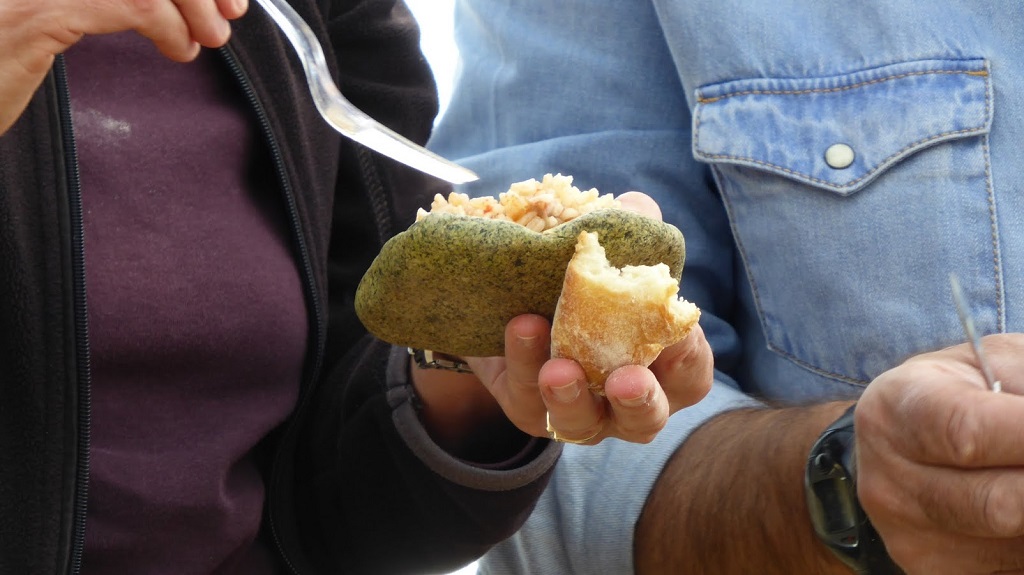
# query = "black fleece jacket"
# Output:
<box><xmin>0</xmin><ymin>1</ymin><xmax>557</xmax><ymax>574</ymax></box>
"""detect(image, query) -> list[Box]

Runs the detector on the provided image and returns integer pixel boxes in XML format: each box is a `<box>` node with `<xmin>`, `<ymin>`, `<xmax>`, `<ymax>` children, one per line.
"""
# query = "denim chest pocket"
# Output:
<box><xmin>693</xmin><ymin>58</ymin><xmax>996</xmax><ymax>385</ymax></box>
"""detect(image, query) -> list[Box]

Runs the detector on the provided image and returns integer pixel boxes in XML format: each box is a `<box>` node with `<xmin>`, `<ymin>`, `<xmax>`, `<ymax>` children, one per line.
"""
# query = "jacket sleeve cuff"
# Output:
<box><xmin>385</xmin><ymin>345</ymin><xmax>562</xmax><ymax>492</ymax></box>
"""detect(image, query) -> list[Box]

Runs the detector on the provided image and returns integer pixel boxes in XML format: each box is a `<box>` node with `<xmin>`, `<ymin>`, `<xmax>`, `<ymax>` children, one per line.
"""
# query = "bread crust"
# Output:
<box><xmin>551</xmin><ymin>231</ymin><xmax>700</xmax><ymax>394</ymax></box>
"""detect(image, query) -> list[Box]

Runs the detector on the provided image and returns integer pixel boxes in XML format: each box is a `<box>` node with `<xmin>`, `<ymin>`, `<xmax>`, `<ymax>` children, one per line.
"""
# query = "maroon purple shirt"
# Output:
<box><xmin>65</xmin><ymin>32</ymin><xmax>307</xmax><ymax>575</ymax></box>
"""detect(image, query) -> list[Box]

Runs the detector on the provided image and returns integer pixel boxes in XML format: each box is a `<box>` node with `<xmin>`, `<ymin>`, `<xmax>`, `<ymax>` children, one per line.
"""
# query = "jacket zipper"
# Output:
<box><xmin>53</xmin><ymin>56</ymin><xmax>93</xmax><ymax>575</ymax></box>
<box><xmin>220</xmin><ymin>47</ymin><xmax>326</xmax><ymax>575</ymax></box>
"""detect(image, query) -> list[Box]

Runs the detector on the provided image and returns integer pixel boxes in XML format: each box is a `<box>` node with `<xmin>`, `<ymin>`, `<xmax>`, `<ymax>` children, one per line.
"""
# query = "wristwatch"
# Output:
<box><xmin>408</xmin><ymin>348</ymin><xmax>473</xmax><ymax>373</ymax></box>
<box><xmin>805</xmin><ymin>403</ymin><xmax>903</xmax><ymax>574</ymax></box>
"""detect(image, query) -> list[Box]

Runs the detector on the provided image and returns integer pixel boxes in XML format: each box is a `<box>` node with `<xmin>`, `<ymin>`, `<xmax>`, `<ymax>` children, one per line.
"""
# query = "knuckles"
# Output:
<box><xmin>978</xmin><ymin>478</ymin><xmax>1024</xmax><ymax>538</ymax></box>
<box><xmin>940</xmin><ymin>399</ymin><xmax>985</xmax><ymax>468</ymax></box>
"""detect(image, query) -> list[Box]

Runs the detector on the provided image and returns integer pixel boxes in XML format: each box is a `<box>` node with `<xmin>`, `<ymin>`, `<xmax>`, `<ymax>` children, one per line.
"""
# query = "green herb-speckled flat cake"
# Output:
<box><xmin>355</xmin><ymin>175</ymin><xmax>687</xmax><ymax>357</ymax></box>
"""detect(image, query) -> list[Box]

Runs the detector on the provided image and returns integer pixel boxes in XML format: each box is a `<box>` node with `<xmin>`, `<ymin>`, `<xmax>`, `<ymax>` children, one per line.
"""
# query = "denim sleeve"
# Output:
<box><xmin>429</xmin><ymin>0</ymin><xmax>750</xmax><ymax>571</ymax></box>
<box><xmin>477</xmin><ymin>380</ymin><xmax>760</xmax><ymax>575</ymax></box>
<box><xmin>431</xmin><ymin>0</ymin><xmax>741</xmax><ymax>372</ymax></box>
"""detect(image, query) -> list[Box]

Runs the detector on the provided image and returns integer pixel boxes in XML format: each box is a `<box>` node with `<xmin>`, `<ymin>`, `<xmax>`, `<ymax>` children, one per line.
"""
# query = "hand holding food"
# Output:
<box><xmin>363</xmin><ymin>174</ymin><xmax>710</xmax><ymax>445</ymax></box>
<box><xmin>454</xmin><ymin>312</ymin><xmax>712</xmax><ymax>446</ymax></box>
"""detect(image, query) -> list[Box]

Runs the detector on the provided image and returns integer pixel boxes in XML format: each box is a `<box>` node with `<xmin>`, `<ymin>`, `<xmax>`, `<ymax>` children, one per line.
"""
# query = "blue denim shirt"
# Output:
<box><xmin>429</xmin><ymin>1</ymin><xmax>1021</xmax><ymax>572</ymax></box>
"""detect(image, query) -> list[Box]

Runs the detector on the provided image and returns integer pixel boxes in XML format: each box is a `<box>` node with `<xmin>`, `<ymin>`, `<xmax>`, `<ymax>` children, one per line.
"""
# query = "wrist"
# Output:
<box><xmin>409</xmin><ymin>356</ymin><xmax>527</xmax><ymax>462</ymax></box>
<box><xmin>636</xmin><ymin>403</ymin><xmax>854</xmax><ymax>575</ymax></box>
<box><xmin>806</xmin><ymin>402</ymin><xmax>903</xmax><ymax>574</ymax></box>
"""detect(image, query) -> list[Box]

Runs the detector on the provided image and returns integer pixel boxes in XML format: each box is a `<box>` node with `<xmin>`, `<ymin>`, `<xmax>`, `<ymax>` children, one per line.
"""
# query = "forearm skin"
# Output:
<box><xmin>635</xmin><ymin>401</ymin><xmax>857</xmax><ymax>575</ymax></box>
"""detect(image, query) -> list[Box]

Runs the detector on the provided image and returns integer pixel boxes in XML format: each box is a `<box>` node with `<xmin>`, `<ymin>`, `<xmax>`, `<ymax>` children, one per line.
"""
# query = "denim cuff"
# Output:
<box><xmin>478</xmin><ymin>378</ymin><xmax>760</xmax><ymax>574</ymax></box>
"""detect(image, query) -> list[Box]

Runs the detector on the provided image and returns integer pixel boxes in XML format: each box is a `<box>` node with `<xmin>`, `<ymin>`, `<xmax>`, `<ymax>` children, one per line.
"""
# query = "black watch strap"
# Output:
<box><xmin>805</xmin><ymin>403</ymin><xmax>903</xmax><ymax>574</ymax></box>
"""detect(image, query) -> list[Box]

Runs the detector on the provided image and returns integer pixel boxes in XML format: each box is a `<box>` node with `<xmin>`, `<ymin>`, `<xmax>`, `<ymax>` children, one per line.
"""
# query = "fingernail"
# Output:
<box><xmin>618</xmin><ymin>389</ymin><xmax>651</xmax><ymax>408</ymax></box>
<box><xmin>550</xmin><ymin>380</ymin><xmax>581</xmax><ymax>403</ymax></box>
<box><xmin>517</xmin><ymin>334</ymin><xmax>539</xmax><ymax>349</ymax></box>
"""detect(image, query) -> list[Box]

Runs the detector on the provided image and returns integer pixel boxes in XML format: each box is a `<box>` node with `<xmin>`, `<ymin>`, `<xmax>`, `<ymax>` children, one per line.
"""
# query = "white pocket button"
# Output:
<box><xmin>825</xmin><ymin>143</ymin><xmax>855</xmax><ymax>169</ymax></box>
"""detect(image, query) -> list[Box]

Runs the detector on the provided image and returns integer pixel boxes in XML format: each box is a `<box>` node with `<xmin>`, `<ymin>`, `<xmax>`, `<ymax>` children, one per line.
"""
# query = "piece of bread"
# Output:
<box><xmin>551</xmin><ymin>231</ymin><xmax>700</xmax><ymax>394</ymax></box>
